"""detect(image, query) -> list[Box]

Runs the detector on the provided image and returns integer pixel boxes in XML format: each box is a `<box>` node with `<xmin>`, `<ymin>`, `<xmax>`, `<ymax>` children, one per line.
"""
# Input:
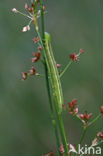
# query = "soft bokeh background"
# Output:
<box><xmin>0</xmin><ymin>0</ymin><xmax>103</xmax><ymax>155</ymax></box>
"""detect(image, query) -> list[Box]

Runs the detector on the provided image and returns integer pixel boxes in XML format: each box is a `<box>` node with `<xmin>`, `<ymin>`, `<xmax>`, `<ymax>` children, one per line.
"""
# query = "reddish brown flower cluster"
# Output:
<box><xmin>25</xmin><ymin>1</ymin><xmax>41</xmax><ymax>14</ymax></box>
<box><xmin>69</xmin><ymin>49</ymin><xmax>84</xmax><ymax>61</ymax></box>
<box><xmin>59</xmin><ymin>143</ymin><xmax>76</xmax><ymax>155</ymax></box>
<box><xmin>67</xmin><ymin>99</ymin><xmax>92</xmax><ymax>124</ymax></box>
<box><xmin>29</xmin><ymin>66</ymin><xmax>36</xmax><ymax>75</ymax></box>
<box><xmin>92</xmin><ymin>137</ymin><xmax>98</xmax><ymax>146</ymax></box>
<box><xmin>69</xmin><ymin>53</ymin><xmax>78</xmax><ymax>61</ymax></box>
<box><xmin>32</xmin><ymin>36</ymin><xmax>42</xmax><ymax>63</ymax></box>
<box><xmin>21</xmin><ymin>34</ymin><xmax>43</xmax><ymax>80</ymax></box>
<box><xmin>59</xmin><ymin>144</ymin><xmax>65</xmax><ymax>154</ymax></box>
<box><xmin>78</xmin><ymin>111</ymin><xmax>92</xmax><ymax>122</ymax></box>
<box><xmin>97</xmin><ymin>132</ymin><xmax>103</xmax><ymax>139</ymax></box>
<box><xmin>42</xmin><ymin>5</ymin><xmax>46</xmax><ymax>11</ymax></box>
<box><xmin>22</xmin><ymin>35</ymin><xmax>42</xmax><ymax>80</ymax></box>
<box><xmin>32</xmin><ymin>38</ymin><xmax>41</xmax><ymax>60</ymax></box>
<box><xmin>79</xmin><ymin>48</ymin><xmax>84</xmax><ymax>54</ymax></box>
<box><xmin>33</xmin><ymin>37</ymin><xmax>39</xmax><ymax>43</ymax></box>
<box><xmin>32</xmin><ymin>51</ymin><xmax>41</xmax><ymax>63</ymax></box>
<box><xmin>45</xmin><ymin>151</ymin><xmax>53</xmax><ymax>156</ymax></box>
<box><xmin>68</xmin><ymin>99</ymin><xmax>78</xmax><ymax>114</ymax></box>
<box><xmin>38</xmin><ymin>46</ymin><xmax>42</xmax><ymax>51</ymax></box>
<box><xmin>92</xmin><ymin>131</ymin><xmax>103</xmax><ymax>146</ymax></box>
<box><xmin>100</xmin><ymin>106</ymin><xmax>103</xmax><ymax>116</ymax></box>
<box><xmin>22</xmin><ymin>72</ymin><xmax>28</xmax><ymax>80</ymax></box>
<box><xmin>56</xmin><ymin>63</ymin><xmax>61</xmax><ymax>68</ymax></box>
<box><xmin>25</xmin><ymin>3</ymin><xmax>34</xmax><ymax>13</ymax></box>
<box><xmin>22</xmin><ymin>66</ymin><xmax>36</xmax><ymax>80</ymax></box>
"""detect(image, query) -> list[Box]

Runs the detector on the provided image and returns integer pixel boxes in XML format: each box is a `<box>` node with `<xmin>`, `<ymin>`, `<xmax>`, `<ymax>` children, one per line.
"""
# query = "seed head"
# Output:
<box><xmin>33</xmin><ymin>37</ymin><xmax>39</xmax><ymax>43</ymax></box>
<box><xmin>100</xmin><ymin>106</ymin><xmax>103</xmax><ymax>116</ymax></box>
<box><xmin>31</xmin><ymin>3</ymin><xmax>35</xmax><ymax>7</ymax></box>
<box><xmin>84</xmin><ymin>111</ymin><xmax>92</xmax><ymax>121</ymax></box>
<box><xmin>25</xmin><ymin>3</ymin><xmax>29</xmax><ymax>10</ymax></box>
<box><xmin>37</xmin><ymin>46</ymin><xmax>42</xmax><ymax>51</ymax></box>
<box><xmin>43</xmin><ymin>5</ymin><xmax>46</xmax><ymax>11</ymax></box>
<box><xmin>79</xmin><ymin>48</ymin><xmax>84</xmax><ymax>54</ymax></box>
<box><xmin>45</xmin><ymin>152</ymin><xmax>54</xmax><ymax>156</ymax></box>
<box><xmin>22</xmin><ymin>72</ymin><xmax>28</xmax><ymax>80</ymax></box>
<box><xmin>28</xmin><ymin>7</ymin><xmax>34</xmax><ymax>13</ymax></box>
<box><xmin>79</xmin><ymin>114</ymin><xmax>84</xmax><ymax>120</ymax></box>
<box><xmin>59</xmin><ymin>144</ymin><xmax>64</xmax><ymax>154</ymax></box>
<box><xmin>79</xmin><ymin>111</ymin><xmax>92</xmax><ymax>122</ymax></box>
<box><xmin>32</xmin><ymin>51</ymin><xmax>41</xmax><ymax>63</ymax></box>
<box><xmin>74</xmin><ymin>107</ymin><xmax>78</xmax><ymax>114</ymax></box>
<box><xmin>97</xmin><ymin>132</ymin><xmax>103</xmax><ymax>139</ymax></box>
<box><xmin>68</xmin><ymin>99</ymin><xmax>78</xmax><ymax>114</ymax></box>
<box><xmin>92</xmin><ymin>138</ymin><xmax>98</xmax><ymax>146</ymax></box>
<box><xmin>29</xmin><ymin>66</ymin><xmax>36</xmax><ymax>75</ymax></box>
<box><xmin>69</xmin><ymin>53</ymin><xmax>78</xmax><ymax>61</ymax></box>
<box><xmin>12</xmin><ymin>8</ymin><xmax>18</xmax><ymax>13</ymax></box>
<box><xmin>22</xmin><ymin>25</ymin><xmax>30</xmax><ymax>32</ymax></box>
<box><xmin>56</xmin><ymin>64</ymin><xmax>61</xmax><ymax>68</ymax></box>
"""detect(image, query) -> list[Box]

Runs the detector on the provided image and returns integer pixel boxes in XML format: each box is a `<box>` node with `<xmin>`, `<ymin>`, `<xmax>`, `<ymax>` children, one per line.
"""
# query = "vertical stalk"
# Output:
<box><xmin>44</xmin><ymin>63</ymin><xmax>61</xmax><ymax>156</ymax></box>
<box><xmin>39</xmin><ymin>1</ymin><xmax>69</xmax><ymax>155</ymax></box>
<box><xmin>74</xmin><ymin>127</ymin><xmax>87</xmax><ymax>156</ymax></box>
<box><xmin>40</xmin><ymin>0</ymin><xmax>45</xmax><ymax>44</ymax></box>
<box><xmin>39</xmin><ymin>0</ymin><xmax>61</xmax><ymax>155</ymax></box>
<box><xmin>78</xmin><ymin>127</ymin><xmax>87</xmax><ymax>145</ymax></box>
<box><xmin>52</xmin><ymin>90</ymin><xmax>69</xmax><ymax>156</ymax></box>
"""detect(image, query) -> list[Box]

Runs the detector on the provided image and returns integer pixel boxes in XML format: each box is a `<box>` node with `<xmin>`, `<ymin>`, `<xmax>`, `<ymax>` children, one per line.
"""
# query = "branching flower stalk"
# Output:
<box><xmin>12</xmin><ymin>1</ymin><xmax>103</xmax><ymax>156</ymax></box>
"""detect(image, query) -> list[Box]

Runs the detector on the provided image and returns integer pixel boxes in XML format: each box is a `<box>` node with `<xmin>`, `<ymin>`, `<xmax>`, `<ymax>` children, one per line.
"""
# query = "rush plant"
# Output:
<box><xmin>12</xmin><ymin>0</ymin><xmax>103</xmax><ymax>156</ymax></box>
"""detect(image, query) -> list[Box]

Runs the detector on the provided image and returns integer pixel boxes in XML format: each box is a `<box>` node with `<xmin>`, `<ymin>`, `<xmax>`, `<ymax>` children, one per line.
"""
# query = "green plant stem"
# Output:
<box><xmin>60</xmin><ymin>60</ymin><xmax>72</xmax><ymax>78</ymax></box>
<box><xmin>74</xmin><ymin>127</ymin><xmax>87</xmax><ymax>156</ymax></box>
<box><xmin>52</xmin><ymin>119</ymin><xmax>61</xmax><ymax>156</ymax></box>
<box><xmin>33</xmin><ymin>0</ymin><xmax>38</xmax><ymax>15</ymax></box>
<box><xmin>88</xmin><ymin>114</ymin><xmax>101</xmax><ymax>127</ymax></box>
<box><xmin>57</xmin><ymin>114</ymin><xmax>69</xmax><ymax>156</ymax></box>
<box><xmin>39</xmin><ymin>1</ymin><xmax>69</xmax><ymax>155</ymax></box>
<box><xmin>52</xmin><ymin>89</ymin><xmax>69</xmax><ymax>156</ymax></box>
<box><xmin>79</xmin><ymin>127</ymin><xmax>87</xmax><ymax>145</ymax></box>
<box><xmin>44</xmin><ymin>64</ymin><xmax>61</xmax><ymax>156</ymax></box>
<box><xmin>40</xmin><ymin>0</ymin><xmax>45</xmax><ymax>44</ymax></box>
<box><xmin>39</xmin><ymin>1</ymin><xmax>61</xmax><ymax>155</ymax></box>
<box><xmin>50</xmin><ymin>78</ymin><xmax>69</xmax><ymax>156</ymax></box>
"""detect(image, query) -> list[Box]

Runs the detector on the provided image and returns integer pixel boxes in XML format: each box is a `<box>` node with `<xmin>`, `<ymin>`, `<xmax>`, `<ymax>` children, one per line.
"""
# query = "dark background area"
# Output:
<box><xmin>0</xmin><ymin>0</ymin><xmax>103</xmax><ymax>155</ymax></box>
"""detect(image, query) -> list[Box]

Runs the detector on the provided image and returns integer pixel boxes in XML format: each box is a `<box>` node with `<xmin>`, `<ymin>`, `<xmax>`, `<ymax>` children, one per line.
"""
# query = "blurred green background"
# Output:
<box><xmin>0</xmin><ymin>0</ymin><xmax>103</xmax><ymax>155</ymax></box>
